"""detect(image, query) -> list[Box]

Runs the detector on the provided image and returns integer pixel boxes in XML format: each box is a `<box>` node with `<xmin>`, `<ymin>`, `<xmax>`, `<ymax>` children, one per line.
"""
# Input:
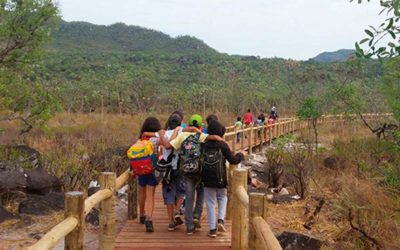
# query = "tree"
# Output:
<box><xmin>297</xmin><ymin>97</ymin><xmax>321</xmax><ymax>153</ymax></box>
<box><xmin>353</xmin><ymin>0</ymin><xmax>400</xmax><ymax>58</ymax></box>
<box><xmin>0</xmin><ymin>0</ymin><xmax>60</xmax><ymax>137</ymax></box>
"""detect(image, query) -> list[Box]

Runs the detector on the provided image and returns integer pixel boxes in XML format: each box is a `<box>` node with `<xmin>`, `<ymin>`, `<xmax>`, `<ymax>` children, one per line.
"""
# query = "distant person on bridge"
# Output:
<box><xmin>270</xmin><ymin>106</ymin><xmax>278</xmax><ymax>121</ymax></box>
<box><xmin>243</xmin><ymin>109</ymin><xmax>253</xmax><ymax>126</ymax></box>
<box><xmin>235</xmin><ymin>116</ymin><xmax>243</xmax><ymax>142</ymax></box>
<box><xmin>201</xmin><ymin>120</ymin><xmax>246</xmax><ymax>238</ymax></box>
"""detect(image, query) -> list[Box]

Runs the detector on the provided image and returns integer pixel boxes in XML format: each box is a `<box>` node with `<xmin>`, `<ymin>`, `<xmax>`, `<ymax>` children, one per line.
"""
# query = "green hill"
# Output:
<box><xmin>47</xmin><ymin>21</ymin><xmax>217</xmax><ymax>54</ymax></box>
<box><xmin>311</xmin><ymin>49</ymin><xmax>355</xmax><ymax>62</ymax></box>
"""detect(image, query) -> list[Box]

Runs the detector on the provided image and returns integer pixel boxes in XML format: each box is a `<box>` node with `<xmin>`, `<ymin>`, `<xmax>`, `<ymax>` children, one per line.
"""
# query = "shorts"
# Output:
<box><xmin>138</xmin><ymin>173</ymin><xmax>158</xmax><ymax>187</ymax></box>
<box><xmin>162</xmin><ymin>181</ymin><xmax>176</xmax><ymax>205</ymax></box>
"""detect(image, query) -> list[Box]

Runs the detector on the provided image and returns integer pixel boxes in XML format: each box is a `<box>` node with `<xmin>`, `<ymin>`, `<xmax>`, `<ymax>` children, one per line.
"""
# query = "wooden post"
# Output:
<box><xmin>232</xmin><ymin>128</ymin><xmax>237</xmax><ymax>153</ymax></box>
<box><xmin>99</xmin><ymin>172</ymin><xmax>116</xmax><ymax>250</ymax></box>
<box><xmin>254</xmin><ymin>126</ymin><xmax>258</xmax><ymax>152</ymax></box>
<box><xmin>248</xmin><ymin>125</ymin><xmax>253</xmax><ymax>154</ymax></box>
<box><xmin>249</xmin><ymin>193</ymin><xmax>267</xmax><ymax>250</ymax></box>
<box><xmin>232</xmin><ymin>169</ymin><xmax>248</xmax><ymax>250</ymax></box>
<box><xmin>65</xmin><ymin>191</ymin><xmax>84</xmax><ymax>250</ymax></box>
<box><xmin>269</xmin><ymin>125</ymin><xmax>272</xmax><ymax>145</ymax></box>
<box><xmin>128</xmin><ymin>175</ymin><xmax>137</xmax><ymax>220</ymax></box>
<box><xmin>241</xmin><ymin>129</ymin><xmax>245</xmax><ymax>151</ymax></box>
<box><xmin>226</xmin><ymin>164</ymin><xmax>238</xmax><ymax>220</ymax></box>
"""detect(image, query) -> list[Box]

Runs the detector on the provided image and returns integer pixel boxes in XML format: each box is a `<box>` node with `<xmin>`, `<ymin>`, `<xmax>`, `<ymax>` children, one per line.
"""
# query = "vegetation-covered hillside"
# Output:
<box><xmin>47</xmin><ymin>21</ymin><xmax>217</xmax><ymax>54</ymax></box>
<box><xmin>310</xmin><ymin>49</ymin><xmax>355</xmax><ymax>62</ymax></box>
<box><xmin>37</xmin><ymin>21</ymin><xmax>386</xmax><ymax>116</ymax></box>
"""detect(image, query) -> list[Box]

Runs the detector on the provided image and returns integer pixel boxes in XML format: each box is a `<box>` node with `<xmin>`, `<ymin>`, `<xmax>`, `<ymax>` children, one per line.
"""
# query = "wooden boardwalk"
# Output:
<box><xmin>115</xmin><ymin>188</ymin><xmax>232</xmax><ymax>250</ymax></box>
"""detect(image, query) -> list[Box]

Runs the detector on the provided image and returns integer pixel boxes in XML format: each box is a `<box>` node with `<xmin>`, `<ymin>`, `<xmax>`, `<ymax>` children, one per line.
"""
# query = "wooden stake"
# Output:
<box><xmin>269</xmin><ymin>125</ymin><xmax>272</xmax><ymax>145</ymax></box>
<box><xmin>226</xmin><ymin>164</ymin><xmax>238</xmax><ymax>220</ymax></box>
<box><xmin>232</xmin><ymin>168</ymin><xmax>248</xmax><ymax>250</ymax></box>
<box><xmin>232</xmin><ymin>128</ymin><xmax>237</xmax><ymax>153</ymax></box>
<box><xmin>65</xmin><ymin>191</ymin><xmax>84</xmax><ymax>250</ymax></box>
<box><xmin>248</xmin><ymin>125</ymin><xmax>253</xmax><ymax>154</ymax></box>
<box><xmin>128</xmin><ymin>175</ymin><xmax>137</xmax><ymax>220</ymax></box>
<box><xmin>99</xmin><ymin>172</ymin><xmax>116</xmax><ymax>250</ymax></box>
<box><xmin>249</xmin><ymin>193</ymin><xmax>265</xmax><ymax>250</ymax></box>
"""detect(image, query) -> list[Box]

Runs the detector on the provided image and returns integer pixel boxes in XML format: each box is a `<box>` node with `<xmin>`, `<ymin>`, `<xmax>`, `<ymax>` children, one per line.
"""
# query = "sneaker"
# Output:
<box><xmin>145</xmin><ymin>220</ymin><xmax>154</xmax><ymax>232</ymax></box>
<box><xmin>187</xmin><ymin>226</ymin><xmax>195</xmax><ymax>235</ymax></box>
<box><xmin>174</xmin><ymin>214</ymin><xmax>183</xmax><ymax>226</ymax></box>
<box><xmin>208</xmin><ymin>229</ymin><xmax>217</xmax><ymax>238</ymax></box>
<box><xmin>168</xmin><ymin>223</ymin><xmax>176</xmax><ymax>231</ymax></box>
<box><xmin>139</xmin><ymin>215</ymin><xmax>146</xmax><ymax>224</ymax></box>
<box><xmin>217</xmin><ymin>219</ymin><xmax>226</xmax><ymax>232</ymax></box>
<box><xmin>193</xmin><ymin>217</ymin><xmax>201</xmax><ymax>229</ymax></box>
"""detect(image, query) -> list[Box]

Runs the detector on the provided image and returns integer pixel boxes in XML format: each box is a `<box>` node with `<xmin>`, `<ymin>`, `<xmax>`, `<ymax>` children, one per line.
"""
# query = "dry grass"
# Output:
<box><xmin>266</xmin><ymin>120</ymin><xmax>400</xmax><ymax>249</ymax></box>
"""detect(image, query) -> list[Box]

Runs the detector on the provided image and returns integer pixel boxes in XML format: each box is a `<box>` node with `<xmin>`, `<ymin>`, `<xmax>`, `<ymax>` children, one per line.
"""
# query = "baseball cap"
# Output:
<box><xmin>189</xmin><ymin>114</ymin><xmax>203</xmax><ymax>127</ymax></box>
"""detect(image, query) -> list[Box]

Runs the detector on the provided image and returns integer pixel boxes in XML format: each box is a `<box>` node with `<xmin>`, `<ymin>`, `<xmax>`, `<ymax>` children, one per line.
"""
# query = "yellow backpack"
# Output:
<box><xmin>127</xmin><ymin>140</ymin><xmax>154</xmax><ymax>159</ymax></box>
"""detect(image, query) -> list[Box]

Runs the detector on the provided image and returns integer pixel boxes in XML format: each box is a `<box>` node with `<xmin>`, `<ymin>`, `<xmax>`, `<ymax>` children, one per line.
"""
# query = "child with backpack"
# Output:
<box><xmin>158</xmin><ymin>114</ymin><xmax>224</xmax><ymax>235</ymax></box>
<box><xmin>157</xmin><ymin>114</ymin><xmax>185</xmax><ymax>231</ymax></box>
<box><xmin>127</xmin><ymin>117</ymin><xmax>161</xmax><ymax>232</ymax></box>
<box><xmin>201</xmin><ymin>120</ymin><xmax>247</xmax><ymax>238</ymax></box>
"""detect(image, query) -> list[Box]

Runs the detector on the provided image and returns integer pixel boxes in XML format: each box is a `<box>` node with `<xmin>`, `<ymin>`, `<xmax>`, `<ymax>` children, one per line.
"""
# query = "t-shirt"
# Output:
<box><xmin>181</xmin><ymin>123</ymin><xmax>187</xmax><ymax>129</ymax></box>
<box><xmin>243</xmin><ymin>112</ymin><xmax>253</xmax><ymax>125</ymax></box>
<box><xmin>169</xmin><ymin>132</ymin><xmax>208</xmax><ymax>151</ymax></box>
<box><xmin>235</xmin><ymin>121</ymin><xmax>243</xmax><ymax>129</ymax></box>
<box><xmin>156</xmin><ymin>128</ymin><xmax>182</xmax><ymax>169</ymax></box>
<box><xmin>202</xmin><ymin>127</ymin><xmax>208</xmax><ymax>134</ymax></box>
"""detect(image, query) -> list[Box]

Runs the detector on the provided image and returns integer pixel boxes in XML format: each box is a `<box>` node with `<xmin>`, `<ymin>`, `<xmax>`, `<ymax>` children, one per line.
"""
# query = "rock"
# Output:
<box><xmin>26</xmin><ymin>168</ymin><xmax>62</xmax><ymax>194</ymax></box>
<box><xmin>0</xmin><ymin>169</ymin><xmax>28</xmax><ymax>191</ymax></box>
<box><xmin>279</xmin><ymin>188</ymin><xmax>290</xmax><ymax>195</ymax></box>
<box><xmin>277</xmin><ymin>231</ymin><xmax>322</xmax><ymax>250</ymax></box>
<box><xmin>323</xmin><ymin>156</ymin><xmax>338</xmax><ymax>170</ymax></box>
<box><xmin>268</xmin><ymin>194</ymin><xmax>301</xmax><ymax>204</ymax></box>
<box><xmin>0</xmin><ymin>145</ymin><xmax>42</xmax><ymax>170</ymax></box>
<box><xmin>0</xmin><ymin>206</ymin><xmax>17</xmax><ymax>223</ymax></box>
<box><xmin>88</xmin><ymin>186</ymin><xmax>100</xmax><ymax>197</ymax></box>
<box><xmin>85</xmin><ymin>207</ymin><xmax>99</xmax><ymax>226</ymax></box>
<box><xmin>18</xmin><ymin>193</ymin><xmax>64</xmax><ymax>215</ymax></box>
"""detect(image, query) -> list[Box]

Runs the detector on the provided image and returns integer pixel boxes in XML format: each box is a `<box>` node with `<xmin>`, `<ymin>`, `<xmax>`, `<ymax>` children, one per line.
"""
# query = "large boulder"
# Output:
<box><xmin>26</xmin><ymin>168</ymin><xmax>62</xmax><ymax>194</ymax></box>
<box><xmin>0</xmin><ymin>169</ymin><xmax>28</xmax><ymax>192</ymax></box>
<box><xmin>277</xmin><ymin>231</ymin><xmax>322</xmax><ymax>250</ymax></box>
<box><xmin>0</xmin><ymin>145</ymin><xmax>62</xmax><ymax>195</ymax></box>
<box><xmin>18</xmin><ymin>193</ymin><xmax>64</xmax><ymax>215</ymax></box>
<box><xmin>278</xmin><ymin>232</ymin><xmax>322</xmax><ymax>250</ymax></box>
<box><xmin>0</xmin><ymin>145</ymin><xmax>42</xmax><ymax>170</ymax></box>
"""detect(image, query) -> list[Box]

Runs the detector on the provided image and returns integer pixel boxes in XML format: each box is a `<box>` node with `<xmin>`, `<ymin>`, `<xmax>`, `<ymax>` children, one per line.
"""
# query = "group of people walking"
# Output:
<box><xmin>127</xmin><ymin>111</ymin><xmax>247</xmax><ymax>238</ymax></box>
<box><xmin>234</xmin><ymin>107</ymin><xmax>279</xmax><ymax>142</ymax></box>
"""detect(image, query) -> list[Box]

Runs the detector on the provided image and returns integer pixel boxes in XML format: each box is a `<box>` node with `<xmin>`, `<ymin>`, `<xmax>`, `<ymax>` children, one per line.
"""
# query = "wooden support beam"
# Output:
<box><xmin>128</xmin><ymin>174</ymin><xmax>137</xmax><ymax>220</ymax></box>
<box><xmin>232</xmin><ymin>128</ymin><xmax>237</xmax><ymax>153</ymax></box>
<box><xmin>252</xmin><ymin>217</ymin><xmax>282</xmax><ymax>250</ymax></box>
<box><xmin>99</xmin><ymin>172</ymin><xmax>116</xmax><ymax>250</ymax></box>
<box><xmin>226</xmin><ymin>164</ymin><xmax>238</xmax><ymax>219</ymax></box>
<box><xmin>248</xmin><ymin>125</ymin><xmax>253</xmax><ymax>154</ymax></box>
<box><xmin>232</xmin><ymin>168</ymin><xmax>248</xmax><ymax>250</ymax></box>
<box><xmin>65</xmin><ymin>191</ymin><xmax>85</xmax><ymax>250</ymax></box>
<box><xmin>249</xmin><ymin>193</ymin><xmax>265</xmax><ymax>250</ymax></box>
<box><xmin>269</xmin><ymin>126</ymin><xmax>272</xmax><ymax>145</ymax></box>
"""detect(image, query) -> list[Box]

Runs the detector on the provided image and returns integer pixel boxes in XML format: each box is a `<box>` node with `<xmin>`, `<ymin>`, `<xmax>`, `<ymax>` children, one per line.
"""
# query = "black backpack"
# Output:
<box><xmin>156</xmin><ymin>150</ymin><xmax>174</xmax><ymax>184</ymax></box>
<box><xmin>179</xmin><ymin>133</ymin><xmax>202</xmax><ymax>177</ymax></box>
<box><xmin>201</xmin><ymin>146</ymin><xmax>227</xmax><ymax>188</ymax></box>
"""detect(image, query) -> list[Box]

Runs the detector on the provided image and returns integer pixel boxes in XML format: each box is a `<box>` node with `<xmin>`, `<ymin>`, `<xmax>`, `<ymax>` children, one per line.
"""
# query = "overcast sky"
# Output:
<box><xmin>57</xmin><ymin>0</ymin><xmax>385</xmax><ymax>60</ymax></box>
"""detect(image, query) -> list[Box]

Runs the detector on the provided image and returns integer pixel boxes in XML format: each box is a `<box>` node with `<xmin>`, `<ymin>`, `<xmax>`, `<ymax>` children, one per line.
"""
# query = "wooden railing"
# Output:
<box><xmin>27</xmin><ymin>113</ymin><xmax>392</xmax><ymax>250</ymax></box>
<box><xmin>27</xmin><ymin>170</ymin><xmax>135</xmax><ymax>250</ymax></box>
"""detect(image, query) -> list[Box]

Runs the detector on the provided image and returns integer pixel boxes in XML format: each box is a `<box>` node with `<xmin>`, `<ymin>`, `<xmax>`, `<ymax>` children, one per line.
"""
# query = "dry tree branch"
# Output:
<box><xmin>348</xmin><ymin>208</ymin><xmax>382</xmax><ymax>249</ymax></box>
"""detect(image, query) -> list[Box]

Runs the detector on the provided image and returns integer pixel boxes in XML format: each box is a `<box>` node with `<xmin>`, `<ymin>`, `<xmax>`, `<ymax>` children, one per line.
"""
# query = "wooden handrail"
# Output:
<box><xmin>28</xmin><ymin>170</ymin><xmax>131</xmax><ymax>250</ymax></box>
<box><xmin>253</xmin><ymin>216</ymin><xmax>282</xmax><ymax>250</ymax></box>
<box><xmin>27</xmin><ymin>217</ymin><xmax>78</xmax><ymax>250</ymax></box>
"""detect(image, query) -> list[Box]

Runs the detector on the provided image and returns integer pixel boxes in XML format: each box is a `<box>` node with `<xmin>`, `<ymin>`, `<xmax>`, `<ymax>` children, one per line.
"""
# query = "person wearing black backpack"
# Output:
<box><xmin>158</xmin><ymin>114</ymin><xmax>223</xmax><ymax>235</ymax></box>
<box><xmin>201</xmin><ymin>120</ymin><xmax>247</xmax><ymax>238</ymax></box>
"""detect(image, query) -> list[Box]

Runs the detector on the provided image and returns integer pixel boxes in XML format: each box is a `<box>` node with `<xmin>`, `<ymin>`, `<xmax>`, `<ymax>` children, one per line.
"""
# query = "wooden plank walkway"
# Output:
<box><xmin>115</xmin><ymin>188</ymin><xmax>232</xmax><ymax>250</ymax></box>
<box><xmin>115</xmin><ymin>126</ymin><xmax>282</xmax><ymax>249</ymax></box>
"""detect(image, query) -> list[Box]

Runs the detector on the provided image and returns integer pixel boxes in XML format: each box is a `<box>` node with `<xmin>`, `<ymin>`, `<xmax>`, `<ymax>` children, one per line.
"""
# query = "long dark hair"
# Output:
<box><xmin>139</xmin><ymin>117</ymin><xmax>161</xmax><ymax>139</ymax></box>
<box><xmin>164</xmin><ymin>114</ymin><xmax>182</xmax><ymax>130</ymax></box>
